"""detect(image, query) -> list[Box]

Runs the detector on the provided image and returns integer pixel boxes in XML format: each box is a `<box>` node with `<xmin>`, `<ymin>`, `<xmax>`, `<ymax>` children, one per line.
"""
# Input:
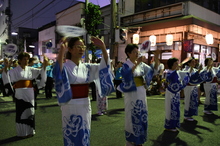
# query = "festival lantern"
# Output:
<box><xmin>166</xmin><ymin>34</ymin><xmax>173</xmax><ymax>46</ymax></box>
<box><xmin>205</xmin><ymin>34</ymin><xmax>213</xmax><ymax>45</ymax></box>
<box><xmin>133</xmin><ymin>34</ymin><xmax>139</xmax><ymax>44</ymax></box>
<box><xmin>149</xmin><ymin>35</ymin><xmax>156</xmax><ymax>46</ymax></box>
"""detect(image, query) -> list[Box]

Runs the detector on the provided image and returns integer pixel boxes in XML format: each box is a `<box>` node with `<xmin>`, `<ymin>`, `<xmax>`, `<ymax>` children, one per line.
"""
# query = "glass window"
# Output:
<box><xmin>194</xmin><ymin>54</ymin><xmax>199</xmax><ymax>59</ymax></box>
<box><xmin>207</xmin><ymin>46</ymin><xmax>211</xmax><ymax>56</ymax></box>
<box><xmin>194</xmin><ymin>44</ymin><xmax>200</xmax><ymax>53</ymax></box>
<box><xmin>174</xmin><ymin>42</ymin><xmax>182</xmax><ymax>50</ymax></box>
<box><xmin>161</xmin><ymin>52</ymin><xmax>172</xmax><ymax>60</ymax></box>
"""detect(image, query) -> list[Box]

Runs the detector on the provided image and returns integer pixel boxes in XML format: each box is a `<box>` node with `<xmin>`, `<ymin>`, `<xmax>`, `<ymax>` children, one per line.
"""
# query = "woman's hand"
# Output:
<box><xmin>4</xmin><ymin>58</ymin><xmax>9</xmax><ymax>67</ymax></box>
<box><xmin>207</xmin><ymin>59</ymin><xmax>213</xmax><ymax>71</ymax></box>
<box><xmin>91</xmin><ymin>36</ymin><xmax>106</xmax><ymax>49</ymax></box>
<box><xmin>57</xmin><ymin>37</ymin><xmax>68</xmax><ymax>70</ymax></box>
<box><xmin>91</xmin><ymin>36</ymin><xmax>108</xmax><ymax>63</ymax></box>
<box><xmin>136</xmin><ymin>56</ymin><xmax>145</xmax><ymax>65</ymax></box>
<box><xmin>60</xmin><ymin>37</ymin><xmax>68</xmax><ymax>50</ymax></box>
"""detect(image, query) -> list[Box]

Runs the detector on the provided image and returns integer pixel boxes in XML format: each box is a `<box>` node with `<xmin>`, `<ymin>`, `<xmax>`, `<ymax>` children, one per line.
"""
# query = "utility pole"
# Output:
<box><xmin>84</xmin><ymin>0</ymin><xmax>89</xmax><ymax>62</ymax></box>
<box><xmin>5</xmin><ymin>0</ymin><xmax>12</xmax><ymax>43</ymax></box>
<box><xmin>110</xmin><ymin>0</ymin><xmax>116</xmax><ymax>59</ymax></box>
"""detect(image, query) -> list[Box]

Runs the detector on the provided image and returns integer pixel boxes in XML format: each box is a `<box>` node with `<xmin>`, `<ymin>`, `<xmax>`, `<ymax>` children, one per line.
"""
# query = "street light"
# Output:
<box><xmin>11</xmin><ymin>32</ymin><xmax>18</xmax><ymax>35</ymax></box>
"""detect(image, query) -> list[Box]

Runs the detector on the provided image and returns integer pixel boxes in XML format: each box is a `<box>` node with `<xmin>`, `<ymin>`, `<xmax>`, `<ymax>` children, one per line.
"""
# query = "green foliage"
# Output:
<box><xmin>85</xmin><ymin>3</ymin><xmax>102</xmax><ymax>36</ymax></box>
<box><xmin>84</xmin><ymin>3</ymin><xmax>103</xmax><ymax>62</ymax></box>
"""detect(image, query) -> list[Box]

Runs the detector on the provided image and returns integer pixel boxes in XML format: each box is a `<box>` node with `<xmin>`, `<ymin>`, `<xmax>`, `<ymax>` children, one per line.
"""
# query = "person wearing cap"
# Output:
<box><xmin>53</xmin><ymin>36</ymin><xmax>114</xmax><ymax>146</ymax></box>
<box><xmin>182</xmin><ymin>57</ymin><xmax>207</xmax><ymax>121</ymax></box>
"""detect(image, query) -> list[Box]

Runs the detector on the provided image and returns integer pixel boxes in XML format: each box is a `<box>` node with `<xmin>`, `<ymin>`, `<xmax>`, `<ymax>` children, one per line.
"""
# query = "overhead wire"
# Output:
<box><xmin>12</xmin><ymin>0</ymin><xmax>56</xmax><ymax>29</ymax></box>
<box><xmin>12</xmin><ymin>0</ymin><xmax>76</xmax><ymax>29</ymax></box>
<box><xmin>18</xmin><ymin>0</ymin><xmax>63</xmax><ymax>28</ymax></box>
<box><xmin>12</xmin><ymin>0</ymin><xmax>44</xmax><ymax>21</ymax></box>
<box><xmin>56</xmin><ymin>0</ymin><xmax>76</xmax><ymax>21</ymax></box>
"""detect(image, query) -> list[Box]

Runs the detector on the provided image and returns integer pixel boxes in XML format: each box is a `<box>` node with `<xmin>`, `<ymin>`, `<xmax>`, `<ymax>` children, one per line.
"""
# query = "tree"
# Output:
<box><xmin>84</xmin><ymin>3</ymin><xmax>102</xmax><ymax>63</ymax></box>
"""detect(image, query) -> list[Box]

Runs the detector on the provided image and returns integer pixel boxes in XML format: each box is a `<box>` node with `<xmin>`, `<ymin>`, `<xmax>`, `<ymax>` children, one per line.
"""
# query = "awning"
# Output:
<box><xmin>132</xmin><ymin>15</ymin><xmax>220</xmax><ymax>32</ymax></box>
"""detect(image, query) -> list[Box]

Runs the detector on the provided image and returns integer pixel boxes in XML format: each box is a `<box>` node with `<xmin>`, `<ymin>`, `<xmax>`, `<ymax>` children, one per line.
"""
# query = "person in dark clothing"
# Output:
<box><xmin>45</xmin><ymin>61</ymin><xmax>54</xmax><ymax>99</ymax></box>
<box><xmin>114</xmin><ymin>61</ymin><xmax>123</xmax><ymax>98</ymax></box>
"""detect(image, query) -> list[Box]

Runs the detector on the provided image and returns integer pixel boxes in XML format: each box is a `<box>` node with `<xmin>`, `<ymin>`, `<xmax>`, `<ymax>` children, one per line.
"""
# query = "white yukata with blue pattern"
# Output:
<box><xmin>117</xmin><ymin>59</ymin><xmax>155</xmax><ymax>145</ymax></box>
<box><xmin>183</xmin><ymin>67</ymin><xmax>207</xmax><ymax>118</ymax></box>
<box><xmin>53</xmin><ymin>58</ymin><xmax>114</xmax><ymax>146</ymax></box>
<box><xmin>164</xmin><ymin>70</ymin><xmax>190</xmax><ymax>129</ymax></box>
<box><xmin>203</xmin><ymin>66</ymin><xmax>220</xmax><ymax>112</ymax></box>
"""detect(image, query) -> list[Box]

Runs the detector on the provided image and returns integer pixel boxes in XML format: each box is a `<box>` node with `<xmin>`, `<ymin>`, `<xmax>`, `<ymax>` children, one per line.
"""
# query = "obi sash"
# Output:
<box><xmin>70</xmin><ymin>84</ymin><xmax>89</xmax><ymax>99</ymax></box>
<box><xmin>13</xmin><ymin>80</ymin><xmax>33</xmax><ymax>88</ymax></box>
<box><xmin>134</xmin><ymin>77</ymin><xmax>144</xmax><ymax>87</ymax></box>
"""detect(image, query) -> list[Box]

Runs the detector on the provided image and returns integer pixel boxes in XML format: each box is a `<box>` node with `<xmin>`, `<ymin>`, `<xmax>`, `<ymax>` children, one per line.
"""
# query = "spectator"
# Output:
<box><xmin>114</xmin><ymin>61</ymin><xmax>123</xmax><ymax>98</ymax></box>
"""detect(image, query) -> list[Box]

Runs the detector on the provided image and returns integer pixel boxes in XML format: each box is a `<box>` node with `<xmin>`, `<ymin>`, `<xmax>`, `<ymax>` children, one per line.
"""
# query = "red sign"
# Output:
<box><xmin>183</xmin><ymin>40</ymin><xmax>194</xmax><ymax>52</ymax></box>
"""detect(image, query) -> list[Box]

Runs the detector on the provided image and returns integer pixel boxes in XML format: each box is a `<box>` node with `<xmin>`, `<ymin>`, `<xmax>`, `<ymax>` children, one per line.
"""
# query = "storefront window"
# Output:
<box><xmin>194</xmin><ymin>54</ymin><xmax>199</xmax><ymax>59</ymax></box>
<box><xmin>174</xmin><ymin>42</ymin><xmax>182</xmax><ymax>50</ymax></box>
<box><xmin>207</xmin><ymin>46</ymin><xmax>211</xmax><ymax>56</ymax></box>
<box><xmin>161</xmin><ymin>52</ymin><xmax>172</xmax><ymax>60</ymax></box>
<box><xmin>194</xmin><ymin>44</ymin><xmax>200</xmax><ymax>53</ymax></box>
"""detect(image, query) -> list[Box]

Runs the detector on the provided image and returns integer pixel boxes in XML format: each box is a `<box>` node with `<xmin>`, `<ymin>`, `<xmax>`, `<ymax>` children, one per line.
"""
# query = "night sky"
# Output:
<box><xmin>10</xmin><ymin>0</ymin><xmax>115</xmax><ymax>31</ymax></box>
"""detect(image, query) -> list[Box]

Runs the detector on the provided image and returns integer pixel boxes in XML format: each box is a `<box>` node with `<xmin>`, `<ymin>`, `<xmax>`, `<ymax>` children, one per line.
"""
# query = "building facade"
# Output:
<box><xmin>38</xmin><ymin>2</ymin><xmax>112</xmax><ymax>61</ymax></box>
<box><xmin>117</xmin><ymin>0</ymin><xmax>220</xmax><ymax>68</ymax></box>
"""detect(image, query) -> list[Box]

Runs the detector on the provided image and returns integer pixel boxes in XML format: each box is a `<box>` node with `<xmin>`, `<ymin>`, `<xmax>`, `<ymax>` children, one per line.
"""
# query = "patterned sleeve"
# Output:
<box><xmin>214</xmin><ymin>67</ymin><xmax>220</xmax><ymax>80</ymax></box>
<box><xmin>143</xmin><ymin>63</ymin><xmax>154</xmax><ymax>87</ymax></box>
<box><xmin>118</xmin><ymin>63</ymin><xmax>136</xmax><ymax>92</ymax></box>
<box><xmin>93</xmin><ymin>57</ymin><xmax>115</xmax><ymax>97</ymax></box>
<box><xmin>189</xmin><ymin>70</ymin><xmax>208</xmax><ymax>85</ymax></box>
<box><xmin>166</xmin><ymin>70</ymin><xmax>190</xmax><ymax>93</ymax></box>
<box><xmin>52</xmin><ymin>61</ymin><xmax>72</xmax><ymax>105</ymax></box>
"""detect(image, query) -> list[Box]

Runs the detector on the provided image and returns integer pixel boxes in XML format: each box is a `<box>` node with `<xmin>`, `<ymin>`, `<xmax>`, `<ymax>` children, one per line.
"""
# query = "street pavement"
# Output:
<box><xmin>0</xmin><ymin>90</ymin><xmax>220</xmax><ymax>146</ymax></box>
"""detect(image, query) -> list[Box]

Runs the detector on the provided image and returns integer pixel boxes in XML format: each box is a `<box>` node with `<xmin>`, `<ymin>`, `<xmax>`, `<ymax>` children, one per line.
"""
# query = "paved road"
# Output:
<box><xmin>0</xmin><ymin>91</ymin><xmax>220</xmax><ymax>146</ymax></box>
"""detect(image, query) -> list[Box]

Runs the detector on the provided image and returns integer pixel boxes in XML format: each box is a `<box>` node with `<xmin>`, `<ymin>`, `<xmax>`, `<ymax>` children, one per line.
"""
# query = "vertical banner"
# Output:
<box><xmin>183</xmin><ymin>39</ymin><xmax>194</xmax><ymax>52</ymax></box>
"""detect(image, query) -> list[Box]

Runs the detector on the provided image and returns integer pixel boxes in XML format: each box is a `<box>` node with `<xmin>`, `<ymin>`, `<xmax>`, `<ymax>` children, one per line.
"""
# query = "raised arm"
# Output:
<box><xmin>3</xmin><ymin>58</ymin><xmax>11</xmax><ymax>73</ymax></box>
<box><xmin>91</xmin><ymin>36</ymin><xmax>108</xmax><ymax>64</ymax></box>
<box><xmin>42</xmin><ymin>55</ymin><xmax>49</xmax><ymax>70</ymax></box>
<box><xmin>57</xmin><ymin>37</ymin><xmax>68</xmax><ymax>70</ymax></box>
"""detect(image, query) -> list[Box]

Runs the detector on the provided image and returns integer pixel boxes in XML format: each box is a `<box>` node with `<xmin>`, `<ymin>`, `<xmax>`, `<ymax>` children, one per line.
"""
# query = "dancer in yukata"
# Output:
<box><xmin>94</xmin><ymin>58</ymin><xmax>108</xmax><ymax>116</ymax></box>
<box><xmin>203</xmin><ymin>58</ymin><xmax>220</xmax><ymax>115</ymax></box>
<box><xmin>94</xmin><ymin>79</ymin><xmax>108</xmax><ymax>116</ymax></box>
<box><xmin>53</xmin><ymin>36</ymin><xmax>114</xmax><ymax>146</ymax></box>
<box><xmin>182</xmin><ymin>57</ymin><xmax>207</xmax><ymax>121</ymax></box>
<box><xmin>2</xmin><ymin>52</ymin><xmax>48</xmax><ymax>138</ymax></box>
<box><xmin>164</xmin><ymin>57</ymin><xmax>190</xmax><ymax>132</ymax></box>
<box><xmin>117</xmin><ymin>44</ymin><xmax>159</xmax><ymax>146</ymax></box>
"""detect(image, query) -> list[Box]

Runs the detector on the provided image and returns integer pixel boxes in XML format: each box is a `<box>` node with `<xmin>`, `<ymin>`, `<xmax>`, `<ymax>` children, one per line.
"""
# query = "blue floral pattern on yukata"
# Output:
<box><xmin>126</xmin><ymin>100</ymin><xmax>148</xmax><ymax>145</ymax></box>
<box><xmin>165</xmin><ymin>93</ymin><xmax>181</xmax><ymax>129</ymax></box>
<box><xmin>167</xmin><ymin>71</ymin><xmax>190</xmax><ymax>94</ymax></box>
<box><xmin>120</xmin><ymin>64</ymin><xmax>137</xmax><ymax>92</ymax></box>
<box><xmin>63</xmin><ymin>114</ymin><xmax>90</xmax><ymax>146</ymax></box>
<box><xmin>205</xmin><ymin>84</ymin><xmax>218</xmax><ymax>111</ymax></box>
<box><xmin>184</xmin><ymin>86</ymin><xmax>198</xmax><ymax>117</ymax></box>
